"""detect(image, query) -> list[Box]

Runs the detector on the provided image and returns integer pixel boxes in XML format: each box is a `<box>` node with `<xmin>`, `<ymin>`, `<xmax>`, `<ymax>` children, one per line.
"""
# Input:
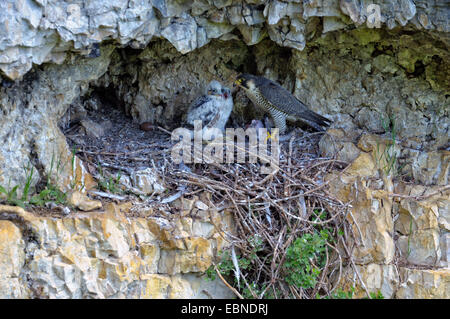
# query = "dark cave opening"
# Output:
<box><xmin>56</xmin><ymin>37</ymin><xmax>305</xmax><ymax>198</ymax></box>
<box><xmin>60</xmin><ymin>38</ymin><xmax>297</xmax><ymax>137</ymax></box>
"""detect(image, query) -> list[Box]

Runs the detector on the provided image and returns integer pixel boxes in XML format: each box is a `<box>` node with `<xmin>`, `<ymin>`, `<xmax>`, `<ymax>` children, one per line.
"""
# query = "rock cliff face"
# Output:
<box><xmin>0</xmin><ymin>197</ymin><xmax>235</xmax><ymax>298</ymax></box>
<box><xmin>1</xmin><ymin>0</ymin><xmax>448</xmax><ymax>80</ymax></box>
<box><xmin>0</xmin><ymin>0</ymin><xmax>449</xmax><ymax>298</ymax></box>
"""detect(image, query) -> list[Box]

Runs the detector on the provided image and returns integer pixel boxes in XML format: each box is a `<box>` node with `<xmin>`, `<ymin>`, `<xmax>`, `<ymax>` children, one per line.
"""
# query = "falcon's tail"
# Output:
<box><xmin>300</xmin><ymin>109</ymin><xmax>333</xmax><ymax>132</ymax></box>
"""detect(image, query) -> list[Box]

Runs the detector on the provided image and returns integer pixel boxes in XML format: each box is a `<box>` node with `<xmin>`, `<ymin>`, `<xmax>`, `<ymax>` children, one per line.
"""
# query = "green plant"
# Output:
<box><xmin>69</xmin><ymin>146</ymin><xmax>81</xmax><ymax>191</ymax></box>
<box><xmin>0</xmin><ymin>163</ymin><xmax>38</xmax><ymax>208</ymax></box>
<box><xmin>97</xmin><ymin>165</ymin><xmax>122</xmax><ymax>194</ymax></box>
<box><xmin>247</xmin><ymin>235</ymin><xmax>264</xmax><ymax>260</ymax></box>
<box><xmin>0</xmin><ymin>183</ymin><xmax>25</xmax><ymax>208</ymax></box>
<box><xmin>368</xmin><ymin>290</ymin><xmax>384</xmax><ymax>299</ymax></box>
<box><xmin>322</xmin><ymin>287</ymin><xmax>355</xmax><ymax>299</ymax></box>
<box><xmin>0</xmin><ymin>154</ymin><xmax>68</xmax><ymax>208</ymax></box>
<box><xmin>206</xmin><ymin>235</ymin><xmax>265</xmax><ymax>298</ymax></box>
<box><xmin>29</xmin><ymin>153</ymin><xmax>68</xmax><ymax>206</ymax></box>
<box><xmin>22</xmin><ymin>163</ymin><xmax>35</xmax><ymax>202</ymax></box>
<box><xmin>312</xmin><ymin>209</ymin><xmax>335</xmax><ymax>241</ymax></box>
<box><xmin>375</xmin><ymin>115</ymin><xmax>399</xmax><ymax>176</ymax></box>
<box><xmin>283</xmin><ymin>230</ymin><xmax>329</xmax><ymax>289</ymax></box>
<box><xmin>28</xmin><ymin>184</ymin><xmax>67</xmax><ymax>207</ymax></box>
<box><xmin>321</xmin><ymin>287</ymin><xmax>384</xmax><ymax>299</ymax></box>
<box><xmin>47</xmin><ymin>152</ymin><xmax>66</xmax><ymax>187</ymax></box>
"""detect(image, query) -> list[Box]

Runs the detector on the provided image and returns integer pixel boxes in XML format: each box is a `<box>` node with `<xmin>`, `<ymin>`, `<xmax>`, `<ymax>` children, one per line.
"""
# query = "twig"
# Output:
<box><xmin>214</xmin><ymin>265</ymin><xmax>244</xmax><ymax>299</ymax></box>
<box><xmin>89</xmin><ymin>190</ymin><xmax>126</xmax><ymax>201</ymax></box>
<box><xmin>386</xmin><ymin>185</ymin><xmax>449</xmax><ymax>200</ymax></box>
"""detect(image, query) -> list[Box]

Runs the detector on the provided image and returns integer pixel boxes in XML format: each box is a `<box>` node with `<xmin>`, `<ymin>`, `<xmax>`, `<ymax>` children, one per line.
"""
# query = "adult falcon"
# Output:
<box><xmin>234</xmin><ymin>74</ymin><xmax>332</xmax><ymax>134</ymax></box>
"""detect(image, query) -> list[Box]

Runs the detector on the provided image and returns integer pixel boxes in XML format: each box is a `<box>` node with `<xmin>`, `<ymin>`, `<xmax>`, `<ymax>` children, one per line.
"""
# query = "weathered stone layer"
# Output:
<box><xmin>1</xmin><ymin>0</ymin><xmax>448</xmax><ymax>80</ymax></box>
<box><xmin>0</xmin><ymin>196</ymin><xmax>235</xmax><ymax>299</ymax></box>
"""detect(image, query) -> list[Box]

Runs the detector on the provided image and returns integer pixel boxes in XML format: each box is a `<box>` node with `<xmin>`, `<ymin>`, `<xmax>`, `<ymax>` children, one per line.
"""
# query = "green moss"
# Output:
<box><xmin>397</xmin><ymin>48</ymin><xmax>418</xmax><ymax>73</ymax></box>
<box><xmin>351</xmin><ymin>28</ymin><xmax>382</xmax><ymax>46</ymax></box>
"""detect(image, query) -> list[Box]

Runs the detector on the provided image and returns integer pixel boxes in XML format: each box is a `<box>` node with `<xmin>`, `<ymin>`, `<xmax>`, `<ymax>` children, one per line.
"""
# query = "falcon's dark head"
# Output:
<box><xmin>234</xmin><ymin>74</ymin><xmax>257</xmax><ymax>92</ymax></box>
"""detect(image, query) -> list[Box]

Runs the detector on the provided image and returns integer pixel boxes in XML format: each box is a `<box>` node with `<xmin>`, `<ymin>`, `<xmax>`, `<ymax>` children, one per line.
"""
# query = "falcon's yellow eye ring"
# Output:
<box><xmin>234</xmin><ymin>78</ymin><xmax>243</xmax><ymax>86</ymax></box>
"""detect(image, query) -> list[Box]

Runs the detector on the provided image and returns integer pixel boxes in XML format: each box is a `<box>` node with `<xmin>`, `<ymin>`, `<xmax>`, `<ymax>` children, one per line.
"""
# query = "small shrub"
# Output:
<box><xmin>283</xmin><ymin>230</ymin><xmax>329</xmax><ymax>289</ymax></box>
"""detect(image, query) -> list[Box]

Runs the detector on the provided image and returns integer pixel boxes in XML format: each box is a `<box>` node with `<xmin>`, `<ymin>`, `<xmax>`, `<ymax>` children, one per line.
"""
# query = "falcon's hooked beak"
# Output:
<box><xmin>233</xmin><ymin>78</ymin><xmax>243</xmax><ymax>88</ymax></box>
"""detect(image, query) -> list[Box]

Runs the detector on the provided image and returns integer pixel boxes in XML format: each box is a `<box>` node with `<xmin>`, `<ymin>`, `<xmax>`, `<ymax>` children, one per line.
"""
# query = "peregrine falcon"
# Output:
<box><xmin>234</xmin><ymin>74</ymin><xmax>332</xmax><ymax>134</ymax></box>
<box><xmin>186</xmin><ymin>80</ymin><xmax>233</xmax><ymax>134</ymax></box>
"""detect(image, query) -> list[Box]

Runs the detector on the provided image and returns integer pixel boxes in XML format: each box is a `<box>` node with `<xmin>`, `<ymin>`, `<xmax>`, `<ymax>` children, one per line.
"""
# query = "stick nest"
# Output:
<box><xmin>65</xmin><ymin>105</ymin><xmax>360</xmax><ymax>299</ymax></box>
<box><xmin>161</xmin><ymin>131</ymin><xmax>355</xmax><ymax>299</ymax></box>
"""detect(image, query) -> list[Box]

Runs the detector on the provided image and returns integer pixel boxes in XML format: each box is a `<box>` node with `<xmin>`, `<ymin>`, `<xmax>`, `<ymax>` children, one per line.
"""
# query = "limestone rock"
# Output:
<box><xmin>80</xmin><ymin>119</ymin><xmax>106</xmax><ymax>139</ymax></box>
<box><xmin>440</xmin><ymin>233</ymin><xmax>449</xmax><ymax>266</ymax></box>
<box><xmin>237</xmin><ymin>24</ymin><xmax>267</xmax><ymax>45</ymax></box>
<box><xmin>324</xmin><ymin>128</ymin><xmax>449</xmax><ymax>296</ymax></box>
<box><xmin>0</xmin><ymin>45</ymin><xmax>114</xmax><ymax>195</ymax></box>
<box><xmin>0</xmin><ymin>201</ymin><xmax>234</xmax><ymax>299</ymax></box>
<box><xmin>327</xmin><ymin>164</ymin><xmax>395</xmax><ymax>264</ymax></box>
<box><xmin>397</xmin><ymin>230</ymin><xmax>441</xmax><ymax>266</ymax></box>
<box><xmin>319</xmin><ymin>129</ymin><xmax>361</xmax><ymax>163</ymax></box>
<box><xmin>323</xmin><ymin>16</ymin><xmax>348</xmax><ymax>33</ymax></box>
<box><xmin>337</xmin><ymin>264</ymin><xmax>399</xmax><ymax>299</ymax></box>
<box><xmin>411</xmin><ymin>151</ymin><xmax>449</xmax><ymax>186</ymax></box>
<box><xmin>396</xmin><ymin>268</ymin><xmax>450</xmax><ymax>299</ymax></box>
<box><xmin>160</xmin><ymin>13</ymin><xmax>199</xmax><ymax>54</ymax></box>
<box><xmin>67</xmin><ymin>191</ymin><xmax>102</xmax><ymax>212</ymax></box>
<box><xmin>0</xmin><ymin>0</ymin><xmax>446</xmax><ymax>80</ymax></box>
<box><xmin>267</xmin><ymin>18</ymin><xmax>306</xmax><ymax>51</ymax></box>
<box><xmin>0</xmin><ymin>220</ymin><xmax>28</xmax><ymax>298</ymax></box>
<box><xmin>158</xmin><ymin>237</ymin><xmax>213</xmax><ymax>275</ymax></box>
<box><xmin>0</xmin><ymin>3</ymin><xmax>448</xmax><ymax>198</ymax></box>
<box><xmin>266</xmin><ymin>0</ymin><xmax>288</xmax><ymax>25</ymax></box>
<box><xmin>195</xmin><ymin>200</ymin><xmax>209</xmax><ymax>211</ymax></box>
<box><xmin>131</xmin><ymin>168</ymin><xmax>165</xmax><ymax>195</ymax></box>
